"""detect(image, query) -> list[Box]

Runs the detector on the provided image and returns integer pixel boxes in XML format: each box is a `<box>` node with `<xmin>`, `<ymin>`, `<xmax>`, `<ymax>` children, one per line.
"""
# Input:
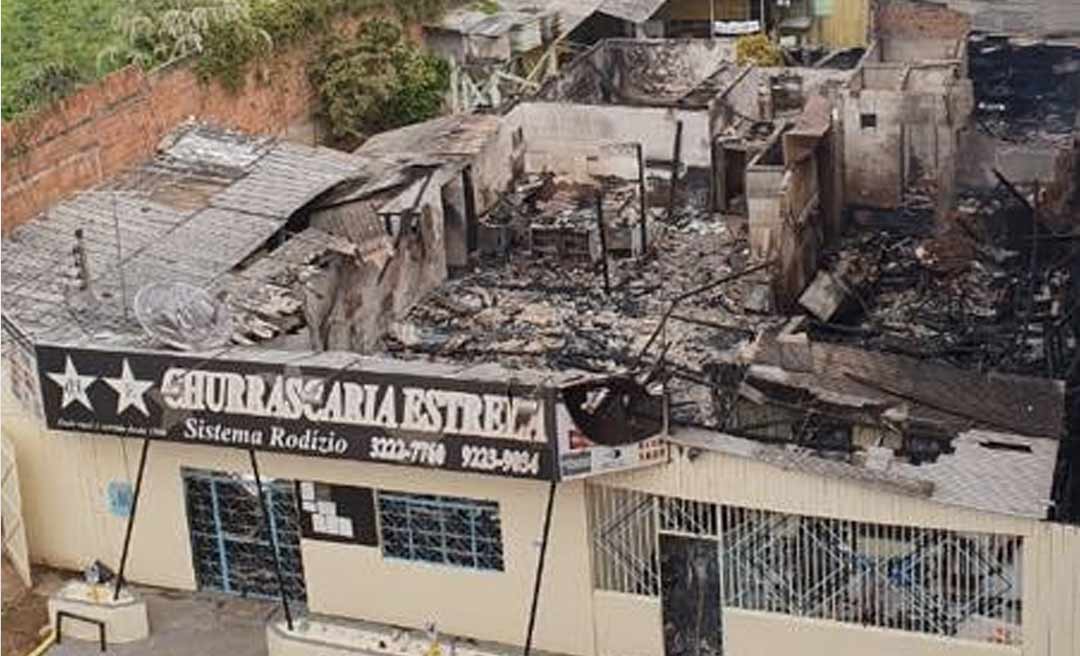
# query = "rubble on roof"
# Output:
<box><xmin>0</xmin><ymin>122</ymin><xmax>456</xmax><ymax>351</ymax></box>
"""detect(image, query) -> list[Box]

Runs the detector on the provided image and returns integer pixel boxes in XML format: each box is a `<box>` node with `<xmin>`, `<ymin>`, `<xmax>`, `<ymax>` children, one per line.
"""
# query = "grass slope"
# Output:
<box><xmin>1</xmin><ymin>0</ymin><xmax>121</xmax><ymax>118</ymax></box>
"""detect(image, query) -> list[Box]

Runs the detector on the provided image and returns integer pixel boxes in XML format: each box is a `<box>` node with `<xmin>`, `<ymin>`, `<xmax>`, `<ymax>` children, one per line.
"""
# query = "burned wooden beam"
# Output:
<box><xmin>666</xmin><ymin>120</ymin><xmax>684</xmax><ymax>224</ymax></box>
<box><xmin>595</xmin><ymin>191</ymin><xmax>611</xmax><ymax>295</ymax></box>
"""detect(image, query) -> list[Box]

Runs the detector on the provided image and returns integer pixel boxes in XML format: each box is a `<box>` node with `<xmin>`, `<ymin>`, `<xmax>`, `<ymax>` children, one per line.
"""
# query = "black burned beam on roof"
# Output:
<box><xmin>666</xmin><ymin>120</ymin><xmax>684</xmax><ymax>224</ymax></box>
<box><xmin>632</xmin><ymin>259</ymin><xmax>775</xmax><ymax>369</ymax></box>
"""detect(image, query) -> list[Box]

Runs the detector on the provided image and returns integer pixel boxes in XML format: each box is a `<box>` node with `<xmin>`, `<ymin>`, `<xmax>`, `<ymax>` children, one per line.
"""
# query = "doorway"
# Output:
<box><xmin>660</xmin><ymin>534</ymin><xmax>723</xmax><ymax>656</ymax></box>
<box><xmin>182</xmin><ymin>468</ymin><xmax>306</xmax><ymax>601</ymax></box>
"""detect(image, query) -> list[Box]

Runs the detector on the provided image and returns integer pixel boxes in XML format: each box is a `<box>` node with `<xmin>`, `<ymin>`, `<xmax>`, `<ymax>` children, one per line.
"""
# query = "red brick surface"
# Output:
<box><xmin>877</xmin><ymin>0</ymin><xmax>972</xmax><ymax>40</ymax></box>
<box><xmin>1</xmin><ymin>48</ymin><xmax>318</xmax><ymax>234</ymax></box>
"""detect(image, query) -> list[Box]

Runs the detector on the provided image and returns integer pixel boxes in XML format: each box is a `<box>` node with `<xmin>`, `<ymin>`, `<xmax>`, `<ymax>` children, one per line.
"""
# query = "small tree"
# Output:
<box><xmin>309</xmin><ymin>19</ymin><xmax>449</xmax><ymax>146</ymax></box>
<box><xmin>97</xmin><ymin>0</ymin><xmax>271</xmax><ymax>90</ymax></box>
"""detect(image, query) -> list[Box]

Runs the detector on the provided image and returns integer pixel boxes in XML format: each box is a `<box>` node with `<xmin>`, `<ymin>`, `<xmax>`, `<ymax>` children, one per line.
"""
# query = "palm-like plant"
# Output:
<box><xmin>97</xmin><ymin>0</ymin><xmax>270</xmax><ymax>74</ymax></box>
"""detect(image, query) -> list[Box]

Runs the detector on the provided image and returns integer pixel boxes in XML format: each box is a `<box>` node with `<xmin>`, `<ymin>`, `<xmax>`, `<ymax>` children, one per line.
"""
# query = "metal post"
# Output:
<box><xmin>666</xmin><ymin>121</ymin><xmax>684</xmax><ymax>224</ymax></box>
<box><xmin>523</xmin><ymin>480</ymin><xmax>557</xmax><ymax>656</ymax></box>
<box><xmin>249</xmin><ymin>449</ymin><xmax>294</xmax><ymax>631</ymax></box>
<box><xmin>637</xmin><ymin>144</ymin><xmax>648</xmax><ymax>254</ymax></box>
<box><xmin>113</xmin><ymin>439</ymin><xmax>150</xmax><ymax>601</ymax></box>
<box><xmin>595</xmin><ymin>191</ymin><xmax>611</xmax><ymax>294</ymax></box>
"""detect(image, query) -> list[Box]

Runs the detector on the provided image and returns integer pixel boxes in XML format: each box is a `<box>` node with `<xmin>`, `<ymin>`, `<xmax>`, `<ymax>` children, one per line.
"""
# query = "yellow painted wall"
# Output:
<box><xmin>814</xmin><ymin>0</ymin><xmax>871</xmax><ymax>48</ymax></box>
<box><xmin>659</xmin><ymin>0</ymin><xmax>754</xmax><ymax>22</ymax></box>
<box><xmin>1</xmin><ymin>386</ymin><xmax>597</xmax><ymax>656</ymax></box>
<box><xmin>724</xmin><ymin>609</ymin><xmax>1020</xmax><ymax>656</ymax></box>
<box><xmin>7</xmin><ymin>375</ymin><xmax>1079</xmax><ymax>656</ymax></box>
<box><xmin>592</xmin><ymin>591</ymin><xmax>663</xmax><ymax>656</ymax></box>
<box><xmin>1022</xmin><ymin>522</ymin><xmax>1080</xmax><ymax>656</ymax></box>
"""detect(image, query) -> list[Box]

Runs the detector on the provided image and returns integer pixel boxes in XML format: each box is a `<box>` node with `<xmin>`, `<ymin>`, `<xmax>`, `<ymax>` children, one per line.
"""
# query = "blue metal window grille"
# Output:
<box><xmin>182</xmin><ymin>468</ymin><xmax>307</xmax><ymax>601</ymax></box>
<box><xmin>377</xmin><ymin>492</ymin><xmax>504</xmax><ymax>571</ymax></box>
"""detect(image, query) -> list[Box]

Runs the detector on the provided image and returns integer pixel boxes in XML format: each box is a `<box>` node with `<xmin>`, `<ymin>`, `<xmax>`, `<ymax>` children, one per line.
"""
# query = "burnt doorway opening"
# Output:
<box><xmin>182</xmin><ymin>468</ymin><xmax>306</xmax><ymax>601</ymax></box>
<box><xmin>660</xmin><ymin>534</ymin><xmax>723</xmax><ymax>656</ymax></box>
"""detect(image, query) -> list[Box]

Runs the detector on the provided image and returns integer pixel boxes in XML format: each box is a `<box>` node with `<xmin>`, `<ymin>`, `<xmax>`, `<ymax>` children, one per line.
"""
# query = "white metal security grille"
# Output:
<box><xmin>586</xmin><ymin>484</ymin><xmax>1023</xmax><ymax>646</ymax></box>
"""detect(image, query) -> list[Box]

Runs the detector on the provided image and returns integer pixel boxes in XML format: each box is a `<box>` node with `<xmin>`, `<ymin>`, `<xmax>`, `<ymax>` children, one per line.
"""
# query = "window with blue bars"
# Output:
<box><xmin>377</xmin><ymin>491</ymin><xmax>504</xmax><ymax>571</ymax></box>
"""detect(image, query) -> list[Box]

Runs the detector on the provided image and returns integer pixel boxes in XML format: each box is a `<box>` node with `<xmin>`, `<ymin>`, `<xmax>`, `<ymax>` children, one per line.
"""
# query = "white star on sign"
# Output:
<box><xmin>46</xmin><ymin>355</ymin><xmax>96</xmax><ymax>412</ymax></box>
<box><xmin>103</xmin><ymin>359</ymin><xmax>154</xmax><ymax>417</ymax></box>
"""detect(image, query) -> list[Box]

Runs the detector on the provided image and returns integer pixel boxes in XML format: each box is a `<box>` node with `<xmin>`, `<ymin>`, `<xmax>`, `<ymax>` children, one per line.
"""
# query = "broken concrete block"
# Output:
<box><xmin>799</xmin><ymin>268</ymin><xmax>847</xmax><ymax>322</ymax></box>
<box><xmin>743</xmin><ymin>283</ymin><xmax>773</xmax><ymax>313</ymax></box>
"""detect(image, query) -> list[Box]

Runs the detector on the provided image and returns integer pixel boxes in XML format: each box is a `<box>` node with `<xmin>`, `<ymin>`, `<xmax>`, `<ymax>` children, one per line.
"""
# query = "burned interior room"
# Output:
<box><xmin>377</xmin><ymin>16</ymin><xmax>1080</xmax><ymax>523</ymax></box>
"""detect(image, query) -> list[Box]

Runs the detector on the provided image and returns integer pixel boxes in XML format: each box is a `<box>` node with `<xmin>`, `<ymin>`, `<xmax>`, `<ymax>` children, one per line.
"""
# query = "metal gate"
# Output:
<box><xmin>182</xmin><ymin>468</ymin><xmax>306</xmax><ymax>600</ymax></box>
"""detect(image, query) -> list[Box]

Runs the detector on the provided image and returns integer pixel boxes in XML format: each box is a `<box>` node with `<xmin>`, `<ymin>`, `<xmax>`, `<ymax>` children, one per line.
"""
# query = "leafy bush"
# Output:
<box><xmin>735</xmin><ymin>34</ymin><xmax>783</xmax><ymax>67</ymax></box>
<box><xmin>97</xmin><ymin>0</ymin><xmax>272</xmax><ymax>90</ymax></box>
<box><xmin>4</xmin><ymin>63</ymin><xmax>85</xmax><ymax>117</ymax></box>
<box><xmin>2</xmin><ymin>0</ymin><xmax>448</xmax><ymax>120</ymax></box>
<box><xmin>309</xmin><ymin>19</ymin><xmax>449</xmax><ymax>144</ymax></box>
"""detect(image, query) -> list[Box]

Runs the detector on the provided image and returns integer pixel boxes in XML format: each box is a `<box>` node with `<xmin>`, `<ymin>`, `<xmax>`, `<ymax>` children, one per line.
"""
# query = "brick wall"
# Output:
<box><xmin>1</xmin><ymin>38</ymin><xmax>320</xmax><ymax>234</ymax></box>
<box><xmin>877</xmin><ymin>0</ymin><xmax>972</xmax><ymax>40</ymax></box>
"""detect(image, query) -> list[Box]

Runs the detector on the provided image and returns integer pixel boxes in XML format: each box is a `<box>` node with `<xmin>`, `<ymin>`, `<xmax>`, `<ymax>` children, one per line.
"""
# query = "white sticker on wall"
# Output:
<box><xmin>300</xmin><ymin>482</ymin><xmax>315</xmax><ymax>501</ymax></box>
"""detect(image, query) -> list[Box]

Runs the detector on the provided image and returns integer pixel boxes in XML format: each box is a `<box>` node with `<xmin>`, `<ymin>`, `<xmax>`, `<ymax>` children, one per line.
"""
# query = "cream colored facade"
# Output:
<box><xmin>4</xmin><ymin>379</ymin><xmax>1079</xmax><ymax>656</ymax></box>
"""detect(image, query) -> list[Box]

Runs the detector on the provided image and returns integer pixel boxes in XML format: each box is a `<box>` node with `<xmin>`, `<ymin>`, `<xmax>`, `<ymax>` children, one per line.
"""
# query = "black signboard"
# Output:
<box><xmin>35</xmin><ymin>344</ymin><xmax>556</xmax><ymax>481</ymax></box>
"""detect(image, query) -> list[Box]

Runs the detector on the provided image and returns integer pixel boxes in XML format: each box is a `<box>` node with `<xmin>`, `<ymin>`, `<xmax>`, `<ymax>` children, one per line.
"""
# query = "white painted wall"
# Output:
<box><xmin>524</xmin><ymin>141</ymin><xmax>641</xmax><ymax>183</ymax></box>
<box><xmin>510</xmin><ymin>103</ymin><xmax>712</xmax><ymax>168</ymax></box>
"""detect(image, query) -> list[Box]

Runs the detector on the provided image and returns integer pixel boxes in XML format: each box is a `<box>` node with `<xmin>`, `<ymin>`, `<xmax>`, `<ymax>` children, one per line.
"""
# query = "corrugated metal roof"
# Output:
<box><xmin>434</xmin><ymin>0</ymin><xmax>602</xmax><ymax>37</ymax></box>
<box><xmin>356</xmin><ymin>114</ymin><xmax>503</xmax><ymax>158</ymax></box>
<box><xmin>0</xmin><ymin>122</ymin><xmax>384</xmax><ymax>347</ymax></box>
<box><xmin>596</xmin><ymin>0</ymin><xmax>667</xmax><ymax>23</ymax></box>
<box><xmin>670</xmin><ymin>425</ymin><xmax>1058</xmax><ymax>519</ymax></box>
<box><xmin>750</xmin><ymin>335</ymin><xmax>1065</xmax><ymax>439</ymax></box>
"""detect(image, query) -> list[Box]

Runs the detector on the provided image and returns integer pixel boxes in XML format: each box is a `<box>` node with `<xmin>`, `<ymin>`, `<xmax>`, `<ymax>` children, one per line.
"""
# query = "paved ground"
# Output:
<box><xmin>2</xmin><ymin>558</ymin><xmax>53</xmax><ymax>656</ymax></box>
<box><xmin>47</xmin><ymin>587</ymin><xmax>284</xmax><ymax>656</ymax></box>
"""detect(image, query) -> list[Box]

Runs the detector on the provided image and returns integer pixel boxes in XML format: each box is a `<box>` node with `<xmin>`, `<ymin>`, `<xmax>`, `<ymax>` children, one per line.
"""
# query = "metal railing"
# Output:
<box><xmin>55</xmin><ymin>610</ymin><xmax>107</xmax><ymax>652</ymax></box>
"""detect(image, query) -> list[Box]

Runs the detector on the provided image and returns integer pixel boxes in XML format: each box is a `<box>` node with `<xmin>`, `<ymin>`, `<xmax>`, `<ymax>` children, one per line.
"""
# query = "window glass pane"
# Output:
<box><xmin>377</xmin><ymin>491</ymin><xmax>504</xmax><ymax>571</ymax></box>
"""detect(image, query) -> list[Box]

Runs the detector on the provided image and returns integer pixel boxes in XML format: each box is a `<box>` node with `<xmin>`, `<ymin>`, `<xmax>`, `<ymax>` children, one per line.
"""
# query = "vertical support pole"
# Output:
<box><xmin>666</xmin><ymin>121</ymin><xmax>684</xmax><ymax>225</ymax></box>
<box><xmin>637</xmin><ymin>144</ymin><xmax>648</xmax><ymax>254</ymax></box>
<box><xmin>595</xmin><ymin>191</ymin><xmax>611</xmax><ymax>294</ymax></box>
<box><xmin>208</xmin><ymin>476</ymin><xmax>231</xmax><ymax>594</ymax></box>
<box><xmin>113</xmin><ymin>439</ymin><xmax>150</xmax><ymax>601</ymax></box>
<box><xmin>249</xmin><ymin>449</ymin><xmax>294</xmax><ymax>632</ymax></box>
<box><xmin>523</xmin><ymin>480</ymin><xmax>557</xmax><ymax>656</ymax></box>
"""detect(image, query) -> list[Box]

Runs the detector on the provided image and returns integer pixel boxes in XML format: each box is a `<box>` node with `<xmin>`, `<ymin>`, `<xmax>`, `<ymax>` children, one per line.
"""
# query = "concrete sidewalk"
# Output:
<box><xmin>48</xmin><ymin>586</ymin><xmax>285</xmax><ymax>656</ymax></box>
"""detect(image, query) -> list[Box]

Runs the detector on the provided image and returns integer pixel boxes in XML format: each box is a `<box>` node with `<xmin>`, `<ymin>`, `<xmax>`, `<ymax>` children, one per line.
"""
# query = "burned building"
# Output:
<box><xmin>2</xmin><ymin>3</ymin><xmax>1080</xmax><ymax>656</ymax></box>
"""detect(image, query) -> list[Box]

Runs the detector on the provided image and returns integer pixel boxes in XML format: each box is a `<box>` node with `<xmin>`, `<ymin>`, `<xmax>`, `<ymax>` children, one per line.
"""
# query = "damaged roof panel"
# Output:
<box><xmin>669</xmin><ymin>425</ymin><xmax>1058</xmax><ymax>519</ymax></box>
<box><xmin>749</xmin><ymin>333</ymin><xmax>1065</xmax><ymax>439</ymax></box>
<box><xmin>0</xmin><ymin>122</ymin><xmax>388</xmax><ymax>348</ymax></box>
<box><xmin>596</xmin><ymin>0</ymin><xmax>668</xmax><ymax>24</ymax></box>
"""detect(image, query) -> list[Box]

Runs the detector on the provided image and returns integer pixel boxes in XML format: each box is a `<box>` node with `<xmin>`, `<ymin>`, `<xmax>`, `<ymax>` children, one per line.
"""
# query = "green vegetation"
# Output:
<box><xmin>1</xmin><ymin>0</ymin><xmax>122</xmax><ymax>118</ymax></box>
<box><xmin>470</xmin><ymin>0</ymin><xmax>500</xmax><ymax>15</ymax></box>
<box><xmin>1</xmin><ymin>0</ymin><xmax>449</xmax><ymax>120</ymax></box>
<box><xmin>309</xmin><ymin>18</ymin><xmax>449</xmax><ymax>147</ymax></box>
<box><xmin>735</xmin><ymin>33</ymin><xmax>783</xmax><ymax>67</ymax></box>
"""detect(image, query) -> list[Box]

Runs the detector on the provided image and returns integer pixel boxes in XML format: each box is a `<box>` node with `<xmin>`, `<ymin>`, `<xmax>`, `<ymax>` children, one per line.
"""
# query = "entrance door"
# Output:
<box><xmin>660</xmin><ymin>534</ymin><xmax>722</xmax><ymax>656</ymax></box>
<box><xmin>182</xmin><ymin>468</ymin><xmax>306</xmax><ymax>600</ymax></box>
